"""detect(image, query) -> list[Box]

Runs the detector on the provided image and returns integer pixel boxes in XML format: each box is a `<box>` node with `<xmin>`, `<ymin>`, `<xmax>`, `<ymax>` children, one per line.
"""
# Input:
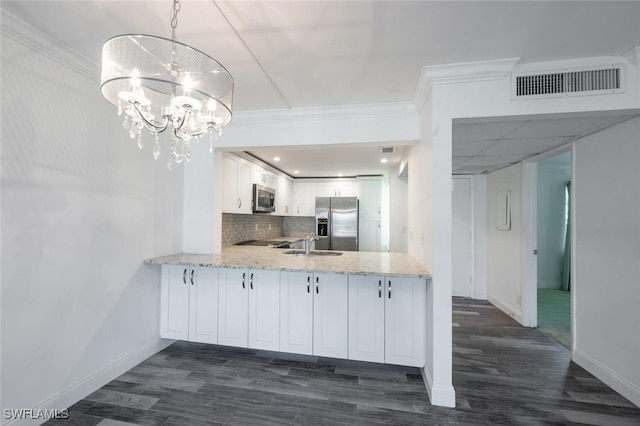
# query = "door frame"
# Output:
<box><xmin>521</xmin><ymin>144</ymin><xmax>573</xmax><ymax>329</ymax></box>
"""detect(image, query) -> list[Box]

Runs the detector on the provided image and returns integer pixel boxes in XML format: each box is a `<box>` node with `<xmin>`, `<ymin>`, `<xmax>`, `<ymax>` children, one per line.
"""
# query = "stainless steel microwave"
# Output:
<box><xmin>253</xmin><ymin>184</ymin><xmax>276</xmax><ymax>213</ymax></box>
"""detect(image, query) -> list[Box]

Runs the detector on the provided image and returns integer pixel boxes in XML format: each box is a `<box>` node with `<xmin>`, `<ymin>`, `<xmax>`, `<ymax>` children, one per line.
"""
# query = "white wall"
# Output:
<box><xmin>473</xmin><ymin>174</ymin><xmax>488</xmax><ymax>299</ymax></box>
<box><xmin>572</xmin><ymin>116</ymin><xmax>640</xmax><ymax>407</ymax></box>
<box><xmin>1</xmin><ymin>12</ymin><xmax>180</xmax><ymax>420</ymax></box>
<box><xmin>388</xmin><ymin>170</ymin><xmax>408</xmax><ymax>252</ymax></box>
<box><xmin>486</xmin><ymin>163</ymin><xmax>524</xmax><ymax>321</ymax></box>
<box><xmin>537</xmin><ymin>152</ymin><xmax>571</xmax><ymax>289</ymax></box>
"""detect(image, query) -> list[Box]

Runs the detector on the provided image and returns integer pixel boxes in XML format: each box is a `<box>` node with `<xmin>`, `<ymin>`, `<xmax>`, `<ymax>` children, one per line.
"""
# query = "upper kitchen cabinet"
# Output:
<box><xmin>292</xmin><ymin>180</ymin><xmax>317</xmax><ymax>216</ymax></box>
<box><xmin>222</xmin><ymin>153</ymin><xmax>252</xmax><ymax>214</ymax></box>
<box><xmin>252</xmin><ymin>166</ymin><xmax>277</xmax><ymax>190</ymax></box>
<box><xmin>276</xmin><ymin>176</ymin><xmax>293</xmax><ymax>216</ymax></box>
<box><xmin>316</xmin><ymin>180</ymin><xmax>359</xmax><ymax>197</ymax></box>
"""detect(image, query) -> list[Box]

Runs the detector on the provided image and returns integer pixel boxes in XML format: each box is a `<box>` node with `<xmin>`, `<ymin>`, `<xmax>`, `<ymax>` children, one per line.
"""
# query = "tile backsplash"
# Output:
<box><xmin>222</xmin><ymin>214</ymin><xmax>316</xmax><ymax>246</ymax></box>
<box><xmin>283</xmin><ymin>216</ymin><xmax>316</xmax><ymax>237</ymax></box>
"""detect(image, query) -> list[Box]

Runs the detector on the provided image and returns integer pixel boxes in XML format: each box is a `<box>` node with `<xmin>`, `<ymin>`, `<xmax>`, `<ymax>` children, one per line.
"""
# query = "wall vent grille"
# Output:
<box><xmin>514</xmin><ymin>66</ymin><xmax>623</xmax><ymax>98</ymax></box>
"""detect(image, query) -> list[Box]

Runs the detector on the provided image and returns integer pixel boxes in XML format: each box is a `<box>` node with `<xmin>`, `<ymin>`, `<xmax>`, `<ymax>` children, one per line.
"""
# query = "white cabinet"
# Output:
<box><xmin>217</xmin><ymin>268</ymin><xmax>249</xmax><ymax>347</ymax></box>
<box><xmin>279</xmin><ymin>271</ymin><xmax>314</xmax><ymax>354</ymax></box>
<box><xmin>312</xmin><ymin>273</ymin><xmax>348</xmax><ymax>358</ymax></box>
<box><xmin>358</xmin><ymin>178</ymin><xmax>382</xmax><ymax>252</ymax></box>
<box><xmin>160</xmin><ymin>265</ymin><xmax>219</xmax><ymax>344</ymax></box>
<box><xmin>252</xmin><ymin>166</ymin><xmax>277</xmax><ymax>190</ymax></box>
<box><xmin>292</xmin><ymin>181</ymin><xmax>317</xmax><ymax>216</ymax></box>
<box><xmin>348</xmin><ymin>275</ymin><xmax>385</xmax><ymax>363</ymax></box>
<box><xmin>218</xmin><ymin>268</ymin><xmax>281</xmax><ymax>350</ymax></box>
<box><xmin>248</xmin><ymin>270</ymin><xmax>281</xmax><ymax>351</ymax></box>
<box><xmin>348</xmin><ymin>275</ymin><xmax>426</xmax><ymax>367</ymax></box>
<box><xmin>384</xmin><ymin>277</ymin><xmax>426</xmax><ymax>367</ymax></box>
<box><xmin>316</xmin><ymin>180</ymin><xmax>359</xmax><ymax>197</ymax></box>
<box><xmin>222</xmin><ymin>154</ymin><xmax>252</xmax><ymax>214</ymax></box>
<box><xmin>276</xmin><ymin>176</ymin><xmax>293</xmax><ymax>216</ymax></box>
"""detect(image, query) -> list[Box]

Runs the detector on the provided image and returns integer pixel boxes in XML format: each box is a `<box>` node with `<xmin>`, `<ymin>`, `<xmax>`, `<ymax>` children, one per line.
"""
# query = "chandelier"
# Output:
<box><xmin>100</xmin><ymin>0</ymin><xmax>233</xmax><ymax>169</ymax></box>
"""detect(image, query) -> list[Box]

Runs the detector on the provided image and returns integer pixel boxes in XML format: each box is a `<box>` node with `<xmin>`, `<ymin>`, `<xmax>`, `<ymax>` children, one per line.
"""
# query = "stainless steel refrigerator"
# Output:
<box><xmin>315</xmin><ymin>197</ymin><xmax>358</xmax><ymax>251</ymax></box>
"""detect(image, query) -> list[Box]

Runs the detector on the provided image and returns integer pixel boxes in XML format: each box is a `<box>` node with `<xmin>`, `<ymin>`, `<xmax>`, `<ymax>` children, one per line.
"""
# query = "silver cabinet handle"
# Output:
<box><xmin>307</xmin><ymin>276</ymin><xmax>310</xmax><ymax>293</ymax></box>
<box><xmin>183</xmin><ymin>268</ymin><xmax>187</xmax><ymax>285</ymax></box>
<box><xmin>190</xmin><ymin>269</ymin><xmax>195</xmax><ymax>285</ymax></box>
<box><xmin>237</xmin><ymin>197</ymin><xmax>242</xmax><ymax>209</ymax></box>
<box><xmin>388</xmin><ymin>281</ymin><xmax>392</xmax><ymax>299</ymax></box>
<box><xmin>315</xmin><ymin>276</ymin><xmax>319</xmax><ymax>294</ymax></box>
<box><xmin>250</xmin><ymin>273</ymin><xmax>254</xmax><ymax>290</ymax></box>
<box><xmin>378</xmin><ymin>280</ymin><xmax>382</xmax><ymax>298</ymax></box>
<box><xmin>242</xmin><ymin>272</ymin><xmax>246</xmax><ymax>289</ymax></box>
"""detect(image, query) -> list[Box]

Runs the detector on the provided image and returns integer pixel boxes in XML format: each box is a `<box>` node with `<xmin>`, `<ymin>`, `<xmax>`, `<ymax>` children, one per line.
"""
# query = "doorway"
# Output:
<box><xmin>535</xmin><ymin>152</ymin><xmax>572</xmax><ymax>349</ymax></box>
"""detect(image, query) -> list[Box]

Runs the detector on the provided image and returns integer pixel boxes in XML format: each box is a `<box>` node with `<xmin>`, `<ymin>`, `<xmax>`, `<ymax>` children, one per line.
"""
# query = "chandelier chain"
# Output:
<box><xmin>170</xmin><ymin>0</ymin><xmax>181</xmax><ymax>41</ymax></box>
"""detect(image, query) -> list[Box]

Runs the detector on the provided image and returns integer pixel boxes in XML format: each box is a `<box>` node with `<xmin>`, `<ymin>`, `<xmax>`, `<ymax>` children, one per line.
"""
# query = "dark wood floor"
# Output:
<box><xmin>45</xmin><ymin>298</ymin><xmax>640</xmax><ymax>425</ymax></box>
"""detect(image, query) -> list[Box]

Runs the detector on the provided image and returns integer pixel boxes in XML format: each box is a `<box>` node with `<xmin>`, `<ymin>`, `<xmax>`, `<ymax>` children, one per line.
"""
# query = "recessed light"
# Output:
<box><xmin>380</xmin><ymin>158</ymin><xmax>388</xmax><ymax>163</ymax></box>
<box><xmin>294</xmin><ymin>170</ymin><xmax>300</xmax><ymax>174</ymax></box>
<box><xmin>338</xmin><ymin>173</ymin><xmax>343</xmax><ymax>177</ymax></box>
<box><xmin>273</xmin><ymin>156</ymin><xmax>280</xmax><ymax>161</ymax></box>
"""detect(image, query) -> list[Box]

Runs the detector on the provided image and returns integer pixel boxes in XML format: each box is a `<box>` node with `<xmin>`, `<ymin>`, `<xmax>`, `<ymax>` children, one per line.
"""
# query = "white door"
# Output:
<box><xmin>313</xmin><ymin>273</ymin><xmax>348</xmax><ymax>358</ymax></box>
<box><xmin>248</xmin><ymin>270</ymin><xmax>280</xmax><ymax>351</ymax></box>
<box><xmin>348</xmin><ymin>275</ymin><xmax>385</xmax><ymax>363</ymax></box>
<box><xmin>218</xmin><ymin>268</ymin><xmax>249</xmax><ymax>347</ymax></box>
<box><xmin>188</xmin><ymin>267</ymin><xmax>219</xmax><ymax>344</ymax></box>
<box><xmin>452</xmin><ymin>177</ymin><xmax>473</xmax><ymax>297</ymax></box>
<box><xmin>279</xmin><ymin>271</ymin><xmax>313</xmax><ymax>354</ymax></box>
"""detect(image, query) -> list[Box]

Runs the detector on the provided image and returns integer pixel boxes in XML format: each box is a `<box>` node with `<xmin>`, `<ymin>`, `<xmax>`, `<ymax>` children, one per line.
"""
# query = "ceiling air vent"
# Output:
<box><xmin>380</xmin><ymin>146</ymin><xmax>395</xmax><ymax>154</ymax></box>
<box><xmin>513</xmin><ymin>65</ymin><xmax>623</xmax><ymax>99</ymax></box>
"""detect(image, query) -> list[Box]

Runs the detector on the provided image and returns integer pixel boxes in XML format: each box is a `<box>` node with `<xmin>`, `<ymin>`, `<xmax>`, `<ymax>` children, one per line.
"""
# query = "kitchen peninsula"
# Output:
<box><xmin>146</xmin><ymin>246</ymin><xmax>430</xmax><ymax>369</ymax></box>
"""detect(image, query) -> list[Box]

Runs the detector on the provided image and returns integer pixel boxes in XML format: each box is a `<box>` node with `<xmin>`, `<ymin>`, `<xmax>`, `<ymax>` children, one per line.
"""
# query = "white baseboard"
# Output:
<box><xmin>487</xmin><ymin>295</ymin><xmax>523</xmax><ymax>325</ymax></box>
<box><xmin>3</xmin><ymin>338</ymin><xmax>174</xmax><ymax>426</ymax></box>
<box><xmin>420</xmin><ymin>366</ymin><xmax>456</xmax><ymax>408</ymax></box>
<box><xmin>573</xmin><ymin>348</ymin><xmax>640</xmax><ymax>408</ymax></box>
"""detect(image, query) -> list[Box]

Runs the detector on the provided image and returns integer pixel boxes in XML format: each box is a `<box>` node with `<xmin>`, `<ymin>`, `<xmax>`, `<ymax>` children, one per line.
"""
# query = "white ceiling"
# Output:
<box><xmin>3</xmin><ymin>1</ymin><xmax>640</xmax><ymax>176</ymax></box>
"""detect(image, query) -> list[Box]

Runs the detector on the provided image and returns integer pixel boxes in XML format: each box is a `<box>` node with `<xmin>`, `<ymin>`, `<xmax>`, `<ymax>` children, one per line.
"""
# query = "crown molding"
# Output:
<box><xmin>231</xmin><ymin>101</ymin><xmax>418</xmax><ymax>125</ymax></box>
<box><xmin>1</xmin><ymin>10</ymin><xmax>98</xmax><ymax>81</ymax></box>
<box><xmin>412</xmin><ymin>58</ymin><xmax>520</xmax><ymax>112</ymax></box>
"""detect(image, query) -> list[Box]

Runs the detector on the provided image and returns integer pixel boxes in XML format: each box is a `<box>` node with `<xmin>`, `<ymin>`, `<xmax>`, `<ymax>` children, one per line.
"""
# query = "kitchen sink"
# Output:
<box><xmin>283</xmin><ymin>250</ymin><xmax>343</xmax><ymax>256</ymax></box>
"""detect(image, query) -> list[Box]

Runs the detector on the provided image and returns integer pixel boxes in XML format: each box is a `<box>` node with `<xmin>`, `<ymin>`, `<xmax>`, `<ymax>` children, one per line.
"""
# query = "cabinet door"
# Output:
<box><xmin>188</xmin><ymin>267</ymin><xmax>219</xmax><ymax>344</ymax></box>
<box><xmin>160</xmin><ymin>265</ymin><xmax>190</xmax><ymax>340</ymax></box>
<box><xmin>359</xmin><ymin>179</ymin><xmax>381</xmax><ymax>217</ymax></box>
<box><xmin>359</xmin><ymin>218</ymin><xmax>381</xmax><ymax>252</ymax></box>
<box><xmin>248</xmin><ymin>270</ymin><xmax>280</xmax><ymax>351</ymax></box>
<box><xmin>337</xmin><ymin>181</ymin><xmax>359</xmax><ymax>197</ymax></box>
<box><xmin>315</xmin><ymin>181</ymin><xmax>337</xmax><ymax>197</ymax></box>
<box><xmin>348</xmin><ymin>275</ymin><xmax>385</xmax><ymax>363</ymax></box>
<box><xmin>292</xmin><ymin>181</ymin><xmax>317</xmax><ymax>216</ymax></box>
<box><xmin>222</xmin><ymin>155</ymin><xmax>240</xmax><ymax>213</ymax></box>
<box><xmin>279</xmin><ymin>271</ymin><xmax>313</xmax><ymax>354</ymax></box>
<box><xmin>313</xmin><ymin>273</ymin><xmax>348</xmax><ymax>358</ymax></box>
<box><xmin>384</xmin><ymin>277</ymin><xmax>427</xmax><ymax>367</ymax></box>
<box><xmin>238</xmin><ymin>162</ymin><xmax>253</xmax><ymax>214</ymax></box>
<box><xmin>218</xmin><ymin>268</ymin><xmax>249</xmax><ymax>347</ymax></box>
<box><xmin>276</xmin><ymin>176</ymin><xmax>293</xmax><ymax>216</ymax></box>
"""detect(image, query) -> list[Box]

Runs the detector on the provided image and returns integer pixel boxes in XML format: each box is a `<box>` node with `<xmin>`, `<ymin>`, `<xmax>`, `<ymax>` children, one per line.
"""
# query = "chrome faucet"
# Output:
<box><xmin>304</xmin><ymin>234</ymin><xmax>320</xmax><ymax>255</ymax></box>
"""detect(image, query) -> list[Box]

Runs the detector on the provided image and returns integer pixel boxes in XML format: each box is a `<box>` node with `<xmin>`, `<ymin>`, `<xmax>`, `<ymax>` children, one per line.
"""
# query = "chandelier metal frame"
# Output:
<box><xmin>100</xmin><ymin>0</ymin><xmax>234</xmax><ymax>169</ymax></box>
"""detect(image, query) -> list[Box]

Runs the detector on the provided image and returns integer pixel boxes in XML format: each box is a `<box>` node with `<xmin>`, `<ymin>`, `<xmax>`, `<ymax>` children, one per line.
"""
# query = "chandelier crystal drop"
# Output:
<box><xmin>100</xmin><ymin>0</ymin><xmax>233</xmax><ymax>169</ymax></box>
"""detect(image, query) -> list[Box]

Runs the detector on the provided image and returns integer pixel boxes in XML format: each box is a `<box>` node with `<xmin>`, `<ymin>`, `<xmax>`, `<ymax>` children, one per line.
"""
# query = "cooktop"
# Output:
<box><xmin>235</xmin><ymin>240</ymin><xmax>290</xmax><ymax>247</ymax></box>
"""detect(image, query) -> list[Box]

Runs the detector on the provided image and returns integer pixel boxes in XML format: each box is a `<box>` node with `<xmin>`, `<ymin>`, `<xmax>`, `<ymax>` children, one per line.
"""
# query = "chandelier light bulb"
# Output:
<box><xmin>130</xmin><ymin>68</ymin><xmax>141</xmax><ymax>88</ymax></box>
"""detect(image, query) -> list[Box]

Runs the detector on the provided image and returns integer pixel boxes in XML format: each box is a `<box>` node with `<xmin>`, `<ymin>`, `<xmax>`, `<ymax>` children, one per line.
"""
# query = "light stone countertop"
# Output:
<box><xmin>145</xmin><ymin>245</ymin><xmax>431</xmax><ymax>279</ymax></box>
